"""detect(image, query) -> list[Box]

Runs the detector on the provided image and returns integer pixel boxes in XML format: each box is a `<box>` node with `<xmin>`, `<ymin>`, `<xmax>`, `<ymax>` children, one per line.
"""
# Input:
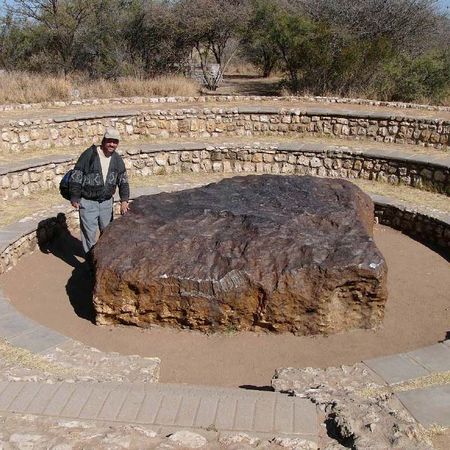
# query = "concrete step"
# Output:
<box><xmin>0</xmin><ymin>380</ymin><xmax>318</xmax><ymax>440</ymax></box>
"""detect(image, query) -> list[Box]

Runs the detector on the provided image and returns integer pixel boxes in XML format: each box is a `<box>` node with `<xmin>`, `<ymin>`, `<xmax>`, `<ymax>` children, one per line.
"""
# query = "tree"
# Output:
<box><xmin>74</xmin><ymin>0</ymin><xmax>132</xmax><ymax>78</ymax></box>
<box><xmin>241</xmin><ymin>0</ymin><xmax>282</xmax><ymax>77</ymax></box>
<box><xmin>296</xmin><ymin>0</ymin><xmax>440</xmax><ymax>54</ymax></box>
<box><xmin>176</xmin><ymin>0</ymin><xmax>249</xmax><ymax>90</ymax></box>
<box><xmin>8</xmin><ymin>0</ymin><xmax>94</xmax><ymax>75</ymax></box>
<box><xmin>125</xmin><ymin>0</ymin><xmax>191</xmax><ymax>76</ymax></box>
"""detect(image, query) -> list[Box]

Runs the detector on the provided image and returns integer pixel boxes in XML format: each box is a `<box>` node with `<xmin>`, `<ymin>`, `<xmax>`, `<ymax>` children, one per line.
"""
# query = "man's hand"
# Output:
<box><xmin>120</xmin><ymin>201</ymin><xmax>129</xmax><ymax>215</ymax></box>
<box><xmin>71</xmin><ymin>201</ymin><xmax>80</xmax><ymax>210</ymax></box>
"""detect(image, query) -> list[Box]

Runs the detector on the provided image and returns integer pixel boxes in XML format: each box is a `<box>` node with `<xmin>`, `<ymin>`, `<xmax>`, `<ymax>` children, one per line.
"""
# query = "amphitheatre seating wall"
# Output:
<box><xmin>0</xmin><ymin>142</ymin><xmax>449</xmax><ymax>201</ymax></box>
<box><xmin>0</xmin><ymin>105</ymin><xmax>448</xmax><ymax>153</ymax></box>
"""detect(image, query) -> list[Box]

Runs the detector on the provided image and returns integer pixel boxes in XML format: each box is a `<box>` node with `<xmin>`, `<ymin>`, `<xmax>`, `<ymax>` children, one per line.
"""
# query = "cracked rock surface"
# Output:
<box><xmin>272</xmin><ymin>364</ymin><xmax>433</xmax><ymax>450</ymax></box>
<box><xmin>93</xmin><ymin>175</ymin><xmax>387</xmax><ymax>335</ymax></box>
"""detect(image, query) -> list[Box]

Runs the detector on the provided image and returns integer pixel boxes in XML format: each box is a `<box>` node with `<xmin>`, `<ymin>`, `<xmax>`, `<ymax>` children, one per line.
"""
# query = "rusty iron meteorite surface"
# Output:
<box><xmin>93</xmin><ymin>175</ymin><xmax>387</xmax><ymax>334</ymax></box>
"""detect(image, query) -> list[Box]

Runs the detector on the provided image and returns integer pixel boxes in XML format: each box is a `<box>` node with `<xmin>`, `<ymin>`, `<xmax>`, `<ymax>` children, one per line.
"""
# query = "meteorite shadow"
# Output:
<box><xmin>66</xmin><ymin>264</ymin><xmax>96</xmax><ymax>323</ymax></box>
<box><xmin>38</xmin><ymin>227</ymin><xmax>96</xmax><ymax>323</ymax></box>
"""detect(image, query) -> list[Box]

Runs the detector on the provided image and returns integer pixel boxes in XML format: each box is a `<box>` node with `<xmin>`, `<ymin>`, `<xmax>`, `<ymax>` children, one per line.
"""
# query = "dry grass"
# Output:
<box><xmin>0</xmin><ymin>338</ymin><xmax>78</xmax><ymax>376</ymax></box>
<box><xmin>0</xmin><ymin>190</ymin><xmax>63</xmax><ymax>228</ymax></box>
<box><xmin>0</xmin><ymin>72</ymin><xmax>72</xmax><ymax>104</ymax></box>
<box><xmin>351</xmin><ymin>179</ymin><xmax>450</xmax><ymax>213</ymax></box>
<box><xmin>77</xmin><ymin>75</ymin><xmax>200</xmax><ymax>99</ymax></box>
<box><xmin>0</xmin><ymin>71</ymin><xmax>200</xmax><ymax>104</ymax></box>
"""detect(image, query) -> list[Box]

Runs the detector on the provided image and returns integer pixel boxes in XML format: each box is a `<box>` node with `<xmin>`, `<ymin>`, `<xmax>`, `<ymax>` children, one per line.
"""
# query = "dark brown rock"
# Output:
<box><xmin>93</xmin><ymin>175</ymin><xmax>388</xmax><ymax>334</ymax></box>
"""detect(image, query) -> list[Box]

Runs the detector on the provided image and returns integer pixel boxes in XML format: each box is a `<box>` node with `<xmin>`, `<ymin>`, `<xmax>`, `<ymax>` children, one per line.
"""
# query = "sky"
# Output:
<box><xmin>439</xmin><ymin>0</ymin><xmax>450</xmax><ymax>11</ymax></box>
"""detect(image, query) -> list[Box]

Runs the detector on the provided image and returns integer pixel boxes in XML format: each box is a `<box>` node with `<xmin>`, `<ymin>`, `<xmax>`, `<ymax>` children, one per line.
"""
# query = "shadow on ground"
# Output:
<box><xmin>215</xmin><ymin>76</ymin><xmax>282</xmax><ymax>96</ymax></box>
<box><xmin>37</xmin><ymin>217</ymin><xmax>96</xmax><ymax>323</ymax></box>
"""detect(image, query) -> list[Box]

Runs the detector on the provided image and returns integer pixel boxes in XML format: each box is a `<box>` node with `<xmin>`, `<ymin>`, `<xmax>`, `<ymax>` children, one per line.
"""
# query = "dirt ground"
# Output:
<box><xmin>1</xmin><ymin>224</ymin><xmax>449</xmax><ymax>388</ymax></box>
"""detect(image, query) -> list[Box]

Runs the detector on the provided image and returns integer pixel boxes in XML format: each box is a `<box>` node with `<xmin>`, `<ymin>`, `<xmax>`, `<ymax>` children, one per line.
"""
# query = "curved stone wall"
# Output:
<box><xmin>1</xmin><ymin>107</ymin><xmax>448</xmax><ymax>153</ymax></box>
<box><xmin>1</xmin><ymin>94</ymin><xmax>449</xmax><ymax>112</ymax></box>
<box><xmin>373</xmin><ymin>195</ymin><xmax>450</xmax><ymax>256</ymax></box>
<box><xmin>1</xmin><ymin>142</ymin><xmax>449</xmax><ymax>200</ymax></box>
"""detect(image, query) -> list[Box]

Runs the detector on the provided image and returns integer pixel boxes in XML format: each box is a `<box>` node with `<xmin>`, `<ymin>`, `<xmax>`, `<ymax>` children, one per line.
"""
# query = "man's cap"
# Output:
<box><xmin>103</xmin><ymin>127</ymin><xmax>120</xmax><ymax>141</ymax></box>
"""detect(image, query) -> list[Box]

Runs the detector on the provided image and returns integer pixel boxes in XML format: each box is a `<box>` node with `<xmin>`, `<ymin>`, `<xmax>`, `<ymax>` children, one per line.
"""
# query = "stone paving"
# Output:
<box><xmin>364</xmin><ymin>347</ymin><xmax>450</xmax><ymax>426</ymax></box>
<box><xmin>0</xmin><ymin>381</ymin><xmax>318</xmax><ymax>439</ymax></box>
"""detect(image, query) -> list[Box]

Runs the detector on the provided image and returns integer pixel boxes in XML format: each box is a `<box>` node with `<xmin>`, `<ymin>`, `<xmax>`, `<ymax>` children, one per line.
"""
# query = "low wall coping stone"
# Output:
<box><xmin>135</xmin><ymin>142</ymin><xmax>208</xmax><ymax>154</ymax></box>
<box><xmin>52</xmin><ymin>110</ymin><xmax>139</xmax><ymax>123</ymax></box>
<box><xmin>1</xmin><ymin>94</ymin><xmax>449</xmax><ymax>113</ymax></box>
<box><xmin>0</xmin><ymin>205</ymin><xmax>68</xmax><ymax>253</ymax></box>
<box><xmin>1</xmin><ymin>143</ymin><xmax>448</xmax><ymax>178</ymax></box>
<box><xmin>237</xmin><ymin>106</ymin><xmax>281</xmax><ymax>114</ymax></box>
<box><xmin>3</xmin><ymin>106</ymin><xmax>449</xmax><ymax>127</ymax></box>
<box><xmin>0</xmin><ymin>154</ymin><xmax>74</xmax><ymax>175</ymax></box>
<box><xmin>370</xmin><ymin>193</ymin><xmax>450</xmax><ymax>225</ymax></box>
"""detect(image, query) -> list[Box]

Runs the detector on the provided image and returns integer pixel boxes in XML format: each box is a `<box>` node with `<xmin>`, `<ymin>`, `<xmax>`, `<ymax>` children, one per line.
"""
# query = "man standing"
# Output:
<box><xmin>70</xmin><ymin>127</ymin><xmax>129</xmax><ymax>262</ymax></box>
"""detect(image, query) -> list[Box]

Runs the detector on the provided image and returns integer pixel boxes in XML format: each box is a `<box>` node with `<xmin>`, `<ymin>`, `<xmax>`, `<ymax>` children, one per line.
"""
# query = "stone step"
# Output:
<box><xmin>363</xmin><ymin>342</ymin><xmax>450</xmax><ymax>385</ymax></box>
<box><xmin>0</xmin><ymin>380</ymin><xmax>318</xmax><ymax>440</ymax></box>
<box><xmin>396</xmin><ymin>385</ymin><xmax>450</xmax><ymax>427</ymax></box>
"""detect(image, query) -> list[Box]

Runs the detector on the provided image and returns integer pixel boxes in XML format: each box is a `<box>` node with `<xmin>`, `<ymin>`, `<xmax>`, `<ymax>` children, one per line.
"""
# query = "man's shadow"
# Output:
<box><xmin>37</xmin><ymin>213</ymin><xmax>96</xmax><ymax>323</ymax></box>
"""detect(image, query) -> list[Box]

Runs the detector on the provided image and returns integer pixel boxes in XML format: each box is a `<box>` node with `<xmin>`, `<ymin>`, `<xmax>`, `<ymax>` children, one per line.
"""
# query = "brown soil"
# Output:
<box><xmin>1</xmin><ymin>224</ymin><xmax>449</xmax><ymax>388</ymax></box>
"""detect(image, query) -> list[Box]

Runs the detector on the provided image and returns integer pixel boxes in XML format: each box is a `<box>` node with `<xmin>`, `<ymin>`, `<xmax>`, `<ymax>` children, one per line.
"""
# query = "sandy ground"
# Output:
<box><xmin>0</xmin><ymin>224</ymin><xmax>449</xmax><ymax>388</ymax></box>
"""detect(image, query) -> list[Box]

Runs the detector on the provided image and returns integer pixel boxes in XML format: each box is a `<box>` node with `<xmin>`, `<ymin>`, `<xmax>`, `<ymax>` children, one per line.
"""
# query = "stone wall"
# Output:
<box><xmin>0</xmin><ymin>156</ymin><xmax>73</xmax><ymax>199</ymax></box>
<box><xmin>0</xmin><ymin>209</ymin><xmax>78</xmax><ymax>274</ymax></box>
<box><xmin>1</xmin><ymin>143</ymin><xmax>448</xmax><ymax>200</ymax></box>
<box><xmin>125</xmin><ymin>144</ymin><xmax>449</xmax><ymax>194</ymax></box>
<box><xmin>1</xmin><ymin>107</ymin><xmax>448</xmax><ymax>153</ymax></box>
<box><xmin>1</xmin><ymin>94</ymin><xmax>449</xmax><ymax>112</ymax></box>
<box><xmin>373</xmin><ymin>196</ymin><xmax>450</xmax><ymax>256</ymax></box>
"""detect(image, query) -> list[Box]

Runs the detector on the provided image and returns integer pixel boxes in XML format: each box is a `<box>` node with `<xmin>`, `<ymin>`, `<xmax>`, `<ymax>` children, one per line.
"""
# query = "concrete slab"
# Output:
<box><xmin>0</xmin><ymin>382</ymin><xmax>25</xmax><ymax>409</ymax></box>
<box><xmin>0</xmin><ymin>312</ymin><xmax>39</xmax><ymax>339</ymax></box>
<box><xmin>363</xmin><ymin>353</ymin><xmax>430</xmax><ymax>384</ymax></box>
<box><xmin>78</xmin><ymin>385</ymin><xmax>111</xmax><ymax>420</ymax></box>
<box><xmin>97</xmin><ymin>384</ymin><xmax>131</xmax><ymax>421</ymax></box>
<box><xmin>277</xmin><ymin>142</ymin><xmax>306</xmax><ymax>152</ymax></box>
<box><xmin>407</xmin><ymin>344</ymin><xmax>450</xmax><ymax>373</ymax></box>
<box><xmin>8</xmin><ymin>325</ymin><xmax>69</xmax><ymax>353</ymax></box>
<box><xmin>0</xmin><ymin>230</ymin><xmax>20</xmax><ymax>241</ymax></box>
<box><xmin>43</xmin><ymin>383</ymin><xmax>77</xmax><ymax>415</ymax></box>
<box><xmin>397</xmin><ymin>385</ymin><xmax>450</xmax><ymax>427</ymax></box>
<box><xmin>299</xmin><ymin>143</ymin><xmax>328</xmax><ymax>153</ymax></box>
<box><xmin>1</xmin><ymin>221</ymin><xmax>35</xmax><ymax>237</ymax></box>
<box><xmin>237</xmin><ymin>106</ymin><xmax>279</xmax><ymax>114</ymax></box>
<box><xmin>0</xmin><ymin>381</ymin><xmax>318</xmax><ymax>439</ymax></box>
<box><xmin>0</xmin><ymin>297</ymin><xmax>16</xmax><ymax>315</ymax></box>
<box><xmin>0</xmin><ymin>155</ymin><xmax>74</xmax><ymax>175</ymax></box>
<box><xmin>53</xmin><ymin>110</ymin><xmax>138</xmax><ymax>122</ymax></box>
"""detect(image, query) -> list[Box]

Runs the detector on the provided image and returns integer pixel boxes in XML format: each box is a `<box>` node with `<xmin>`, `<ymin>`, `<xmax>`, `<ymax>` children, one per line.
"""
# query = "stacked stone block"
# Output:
<box><xmin>1</xmin><ymin>108</ymin><xmax>448</xmax><ymax>153</ymax></box>
<box><xmin>1</xmin><ymin>144</ymin><xmax>449</xmax><ymax>201</ymax></box>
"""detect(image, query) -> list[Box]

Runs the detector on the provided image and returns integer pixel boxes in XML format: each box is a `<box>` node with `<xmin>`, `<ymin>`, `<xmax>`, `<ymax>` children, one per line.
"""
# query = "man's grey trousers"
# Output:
<box><xmin>79</xmin><ymin>197</ymin><xmax>113</xmax><ymax>254</ymax></box>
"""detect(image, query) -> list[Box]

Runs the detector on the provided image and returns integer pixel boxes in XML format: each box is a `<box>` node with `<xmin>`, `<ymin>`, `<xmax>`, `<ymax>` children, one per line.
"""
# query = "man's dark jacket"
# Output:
<box><xmin>69</xmin><ymin>145</ymin><xmax>129</xmax><ymax>203</ymax></box>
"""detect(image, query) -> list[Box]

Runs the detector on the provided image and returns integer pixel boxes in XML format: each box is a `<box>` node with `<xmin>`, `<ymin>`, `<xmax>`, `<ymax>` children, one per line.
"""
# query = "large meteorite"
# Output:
<box><xmin>93</xmin><ymin>175</ymin><xmax>388</xmax><ymax>334</ymax></box>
